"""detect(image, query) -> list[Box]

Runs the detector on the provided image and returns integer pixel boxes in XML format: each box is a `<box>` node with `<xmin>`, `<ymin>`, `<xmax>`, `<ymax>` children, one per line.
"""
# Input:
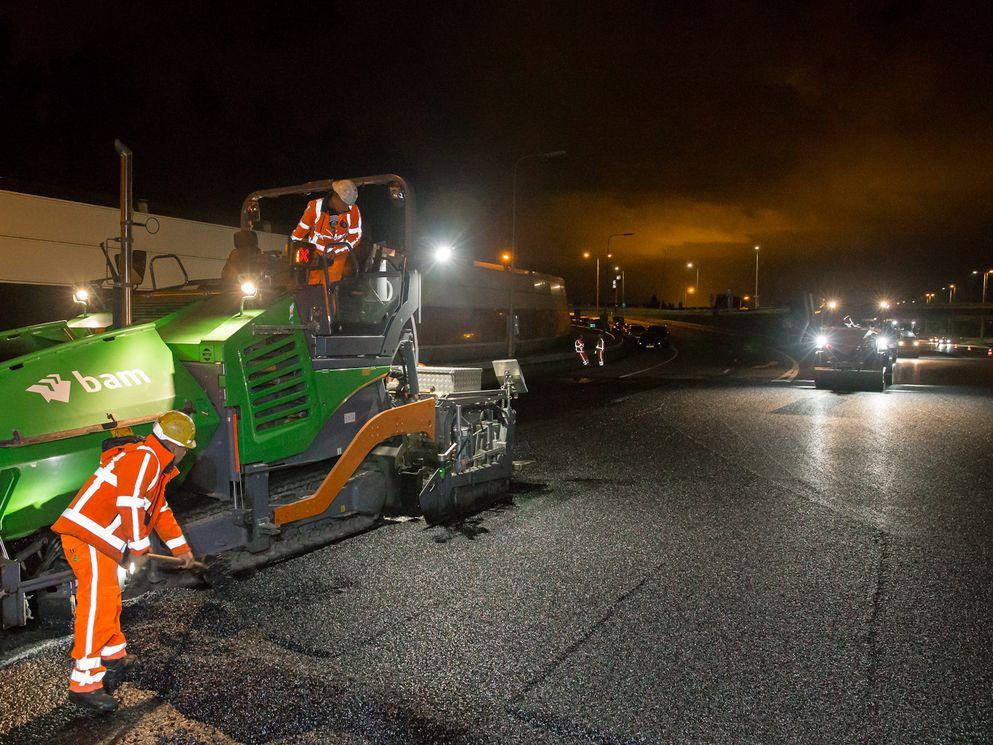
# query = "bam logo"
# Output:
<box><xmin>26</xmin><ymin>369</ymin><xmax>152</xmax><ymax>404</ymax></box>
<box><xmin>26</xmin><ymin>374</ymin><xmax>71</xmax><ymax>403</ymax></box>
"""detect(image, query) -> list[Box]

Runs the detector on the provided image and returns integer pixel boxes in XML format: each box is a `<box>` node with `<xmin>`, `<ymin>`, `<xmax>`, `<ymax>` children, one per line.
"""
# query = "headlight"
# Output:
<box><xmin>815</xmin><ymin>334</ymin><xmax>828</xmax><ymax>349</ymax></box>
<box><xmin>875</xmin><ymin>337</ymin><xmax>890</xmax><ymax>352</ymax></box>
<box><xmin>240</xmin><ymin>280</ymin><xmax>258</xmax><ymax>297</ymax></box>
<box><xmin>433</xmin><ymin>244</ymin><xmax>454</xmax><ymax>263</ymax></box>
<box><xmin>913</xmin><ymin>341</ymin><xmax>919</xmax><ymax>346</ymax></box>
<box><xmin>898</xmin><ymin>341</ymin><xmax>905</xmax><ymax>346</ymax></box>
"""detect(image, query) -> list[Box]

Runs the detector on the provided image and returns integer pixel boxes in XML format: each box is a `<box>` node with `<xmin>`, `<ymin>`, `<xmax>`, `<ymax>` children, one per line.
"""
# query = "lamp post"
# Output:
<box><xmin>686</xmin><ymin>261</ymin><xmax>700</xmax><ymax>294</ymax></box>
<box><xmin>948</xmin><ymin>284</ymin><xmax>957</xmax><ymax>303</ymax></box>
<box><xmin>508</xmin><ymin>149</ymin><xmax>566</xmax><ymax>356</ymax></box>
<box><xmin>602</xmin><ymin>232</ymin><xmax>634</xmax><ymax>316</ymax></box>
<box><xmin>982</xmin><ymin>269</ymin><xmax>992</xmax><ymax>341</ymax></box>
<box><xmin>753</xmin><ymin>245</ymin><xmax>760</xmax><ymax>308</ymax></box>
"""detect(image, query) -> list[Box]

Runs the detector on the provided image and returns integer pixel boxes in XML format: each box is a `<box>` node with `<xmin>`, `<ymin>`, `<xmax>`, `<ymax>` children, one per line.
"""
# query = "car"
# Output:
<box><xmin>895</xmin><ymin>330</ymin><xmax>922</xmax><ymax>358</ymax></box>
<box><xmin>638</xmin><ymin>324</ymin><xmax>670</xmax><ymax>349</ymax></box>
<box><xmin>627</xmin><ymin>324</ymin><xmax>647</xmax><ymax>340</ymax></box>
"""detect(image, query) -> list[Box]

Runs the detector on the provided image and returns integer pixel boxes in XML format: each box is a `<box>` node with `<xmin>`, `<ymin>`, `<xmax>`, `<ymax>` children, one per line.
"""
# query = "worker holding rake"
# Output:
<box><xmin>51</xmin><ymin>411</ymin><xmax>199</xmax><ymax>712</ymax></box>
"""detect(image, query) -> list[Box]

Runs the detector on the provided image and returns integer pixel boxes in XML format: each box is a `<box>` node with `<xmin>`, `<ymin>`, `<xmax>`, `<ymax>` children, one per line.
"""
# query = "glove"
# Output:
<box><xmin>175</xmin><ymin>551</ymin><xmax>197</xmax><ymax>570</ymax></box>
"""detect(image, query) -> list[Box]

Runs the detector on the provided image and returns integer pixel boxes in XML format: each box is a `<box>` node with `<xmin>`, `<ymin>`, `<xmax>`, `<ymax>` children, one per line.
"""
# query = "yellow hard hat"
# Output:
<box><xmin>153</xmin><ymin>410</ymin><xmax>197</xmax><ymax>449</ymax></box>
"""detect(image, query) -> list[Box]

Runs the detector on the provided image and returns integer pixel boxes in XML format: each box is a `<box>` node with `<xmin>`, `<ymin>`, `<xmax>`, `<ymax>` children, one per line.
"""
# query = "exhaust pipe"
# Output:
<box><xmin>114</xmin><ymin>139</ymin><xmax>134</xmax><ymax>328</ymax></box>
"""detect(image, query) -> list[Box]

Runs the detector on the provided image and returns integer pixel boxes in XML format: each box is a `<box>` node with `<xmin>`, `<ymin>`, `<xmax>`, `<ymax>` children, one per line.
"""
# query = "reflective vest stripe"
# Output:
<box><xmin>61</xmin><ymin>509</ymin><xmax>126</xmax><ymax>552</ymax></box>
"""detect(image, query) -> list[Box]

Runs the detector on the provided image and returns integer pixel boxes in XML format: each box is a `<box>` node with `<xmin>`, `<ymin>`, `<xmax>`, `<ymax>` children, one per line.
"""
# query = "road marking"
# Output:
<box><xmin>721</xmin><ymin>367</ymin><xmax>732</xmax><ymax>376</ymax></box>
<box><xmin>752</xmin><ymin>361</ymin><xmax>778</xmax><ymax>369</ymax></box>
<box><xmin>619</xmin><ymin>346</ymin><xmax>680</xmax><ymax>378</ymax></box>
<box><xmin>773</xmin><ymin>353</ymin><xmax>800</xmax><ymax>382</ymax></box>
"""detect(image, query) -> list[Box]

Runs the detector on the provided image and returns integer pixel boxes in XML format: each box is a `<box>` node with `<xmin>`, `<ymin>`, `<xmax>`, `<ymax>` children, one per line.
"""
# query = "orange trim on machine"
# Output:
<box><xmin>272</xmin><ymin>397</ymin><xmax>437</xmax><ymax>526</ymax></box>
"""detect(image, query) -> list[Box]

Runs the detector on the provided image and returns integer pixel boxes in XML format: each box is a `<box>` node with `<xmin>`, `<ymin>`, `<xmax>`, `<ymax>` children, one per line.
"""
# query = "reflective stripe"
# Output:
<box><xmin>85</xmin><ymin>545</ymin><xmax>98</xmax><ymax>656</ymax></box>
<box><xmin>71</xmin><ymin>668</ymin><xmax>106</xmax><ymax>685</ymax></box>
<box><xmin>133</xmin><ymin>453</ymin><xmax>151</xmax><ymax>498</ymax></box>
<box><xmin>165</xmin><ymin>536</ymin><xmax>188</xmax><ymax>549</ymax></box>
<box><xmin>75</xmin><ymin>454</ymin><xmax>125</xmax><ymax>510</ymax></box>
<box><xmin>61</xmin><ymin>510</ymin><xmax>126</xmax><ymax>551</ymax></box>
<box><xmin>76</xmin><ymin>655</ymin><xmax>102</xmax><ymax>670</ymax></box>
<box><xmin>297</xmin><ymin>221</ymin><xmax>311</xmax><ymax>230</ymax></box>
<box><xmin>136</xmin><ymin>446</ymin><xmax>162</xmax><ymax>490</ymax></box>
<box><xmin>101</xmin><ymin>642</ymin><xmax>126</xmax><ymax>656</ymax></box>
<box><xmin>160</xmin><ymin>504</ymin><xmax>169</xmax><ymax>513</ymax></box>
<box><xmin>128</xmin><ymin>537</ymin><xmax>150</xmax><ymax>551</ymax></box>
<box><xmin>116</xmin><ymin>496</ymin><xmax>145</xmax><ymax>508</ymax></box>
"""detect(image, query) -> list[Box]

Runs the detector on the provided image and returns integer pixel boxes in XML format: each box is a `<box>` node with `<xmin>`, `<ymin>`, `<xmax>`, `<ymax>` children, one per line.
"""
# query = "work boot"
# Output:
<box><xmin>103</xmin><ymin>655</ymin><xmax>137</xmax><ymax>693</ymax></box>
<box><xmin>68</xmin><ymin>689</ymin><xmax>119</xmax><ymax>713</ymax></box>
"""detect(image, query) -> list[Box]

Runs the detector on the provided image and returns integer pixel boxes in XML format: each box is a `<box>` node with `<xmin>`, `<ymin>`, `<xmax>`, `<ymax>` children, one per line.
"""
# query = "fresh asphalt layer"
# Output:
<box><xmin>2</xmin><ymin>326</ymin><xmax>992</xmax><ymax>743</ymax></box>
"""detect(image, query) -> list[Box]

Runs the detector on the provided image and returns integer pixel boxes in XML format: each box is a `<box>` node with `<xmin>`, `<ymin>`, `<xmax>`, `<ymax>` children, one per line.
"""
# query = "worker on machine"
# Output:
<box><xmin>51</xmin><ymin>411</ymin><xmax>199</xmax><ymax>713</ymax></box>
<box><xmin>291</xmin><ymin>179</ymin><xmax>362</xmax><ymax>284</ymax></box>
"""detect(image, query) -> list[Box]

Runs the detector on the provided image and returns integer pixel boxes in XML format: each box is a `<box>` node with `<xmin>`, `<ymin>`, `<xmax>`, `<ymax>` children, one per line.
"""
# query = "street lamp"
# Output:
<box><xmin>982</xmin><ymin>269</ymin><xmax>993</xmax><ymax>304</ymax></box>
<box><xmin>753</xmin><ymin>245</ymin><xmax>761</xmax><ymax>308</ymax></box>
<box><xmin>684</xmin><ymin>285</ymin><xmax>696</xmax><ymax>306</ymax></box>
<box><xmin>948</xmin><ymin>284</ymin><xmax>957</xmax><ymax>303</ymax></box>
<box><xmin>878</xmin><ymin>300</ymin><xmax>891</xmax><ymax>310</ymax></box>
<box><xmin>597</xmin><ymin>232</ymin><xmax>634</xmax><ymax>316</ymax></box>
<box><xmin>686</xmin><ymin>262</ymin><xmax>700</xmax><ymax>292</ymax></box>
<box><xmin>613</xmin><ymin>265</ymin><xmax>627</xmax><ymax>307</ymax></box>
<box><xmin>508</xmin><ymin>149</ymin><xmax>566</xmax><ymax>356</ymax></box>
<box><xmin>582</xmin><ymin>251</ymin><xmax>599</xmax><ymax>309</ymax></box>
<box><xmin>826</xmin><ymin>299</ymin><xmax>839</xmax><ymax>311</ymax></box>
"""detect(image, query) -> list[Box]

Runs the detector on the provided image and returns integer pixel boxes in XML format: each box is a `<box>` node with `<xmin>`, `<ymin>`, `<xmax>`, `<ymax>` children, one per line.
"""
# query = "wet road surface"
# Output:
<box><xmin>2</xmin><ymin>325</ymin><xmax>992</xmax><ymax>743</ymax></box>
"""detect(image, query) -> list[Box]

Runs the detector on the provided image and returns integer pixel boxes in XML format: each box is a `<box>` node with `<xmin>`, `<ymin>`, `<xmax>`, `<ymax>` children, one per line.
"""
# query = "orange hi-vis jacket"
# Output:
<box><xmin>291</xmin><ymin>198</ymin><xmax>362</xmax><ymax>255</ymax></box>
<box><xmin>52</xmin><ymin>434</ymin><xmax>189</xmax><ymax>564</ymax></box>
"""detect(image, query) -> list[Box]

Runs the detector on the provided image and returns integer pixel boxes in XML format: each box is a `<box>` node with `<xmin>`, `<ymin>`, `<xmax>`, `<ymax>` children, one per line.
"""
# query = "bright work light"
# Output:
<box><xmin>434</xmin><ymin>245</ymin><xmax>454</xmax><ymax>263</ymax></box>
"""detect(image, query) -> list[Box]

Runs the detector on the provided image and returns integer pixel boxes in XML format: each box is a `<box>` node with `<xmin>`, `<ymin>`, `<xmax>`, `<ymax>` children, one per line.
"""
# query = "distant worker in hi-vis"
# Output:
<box><xmin>291</xmin><ymin>179</ymin><xmax>362</xmax><ymax>284</ymax></box>
<box><xmin>575</xmin><ymin>337</ymin><xmax>589</xmax><ymax>366</ymax></box>
<box><xmin>596</xmin><ymin>336</ymin><xmax>606</xmax><ymax>366</ymax></box>
<box><xmin>50</xmin><ymin>411</ymin><xmax>198</xmax><ymax>713</ymax></box>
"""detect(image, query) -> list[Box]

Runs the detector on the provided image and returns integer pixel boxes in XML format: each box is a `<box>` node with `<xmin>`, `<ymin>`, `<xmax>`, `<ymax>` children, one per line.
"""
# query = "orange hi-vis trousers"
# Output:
<box><xmin>62</xmin><ymin>535</ymin><xmax>128</xmax><ymax>693</ymax></box>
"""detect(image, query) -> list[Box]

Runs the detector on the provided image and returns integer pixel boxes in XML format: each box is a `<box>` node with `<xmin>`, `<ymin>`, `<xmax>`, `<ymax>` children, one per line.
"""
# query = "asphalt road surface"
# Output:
<box><xmin>2</xmin><ymin>325</ymin><xmax>992</xmax><ymax>743</ymax></box>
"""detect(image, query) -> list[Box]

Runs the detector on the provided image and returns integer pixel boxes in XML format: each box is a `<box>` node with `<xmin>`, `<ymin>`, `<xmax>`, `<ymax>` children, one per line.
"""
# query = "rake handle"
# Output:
<box><xmin>147</xmin><ymin>552</ymin><xmax>208</xmax><ymax>572</ymax></box>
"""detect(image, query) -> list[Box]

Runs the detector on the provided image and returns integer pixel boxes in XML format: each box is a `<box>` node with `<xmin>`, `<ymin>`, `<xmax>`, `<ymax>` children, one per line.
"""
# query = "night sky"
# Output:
<box><xmin>2</xmin><ymin>2</ymin><xmax>992</xmax><ymax>306</ymax></box>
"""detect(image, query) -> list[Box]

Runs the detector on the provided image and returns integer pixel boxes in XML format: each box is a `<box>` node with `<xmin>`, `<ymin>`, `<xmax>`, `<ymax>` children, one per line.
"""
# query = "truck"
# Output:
<box><xmin>813</xmin><ymin>321</ymin><xmax>895</xmax><ymax>391</ymax></box>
